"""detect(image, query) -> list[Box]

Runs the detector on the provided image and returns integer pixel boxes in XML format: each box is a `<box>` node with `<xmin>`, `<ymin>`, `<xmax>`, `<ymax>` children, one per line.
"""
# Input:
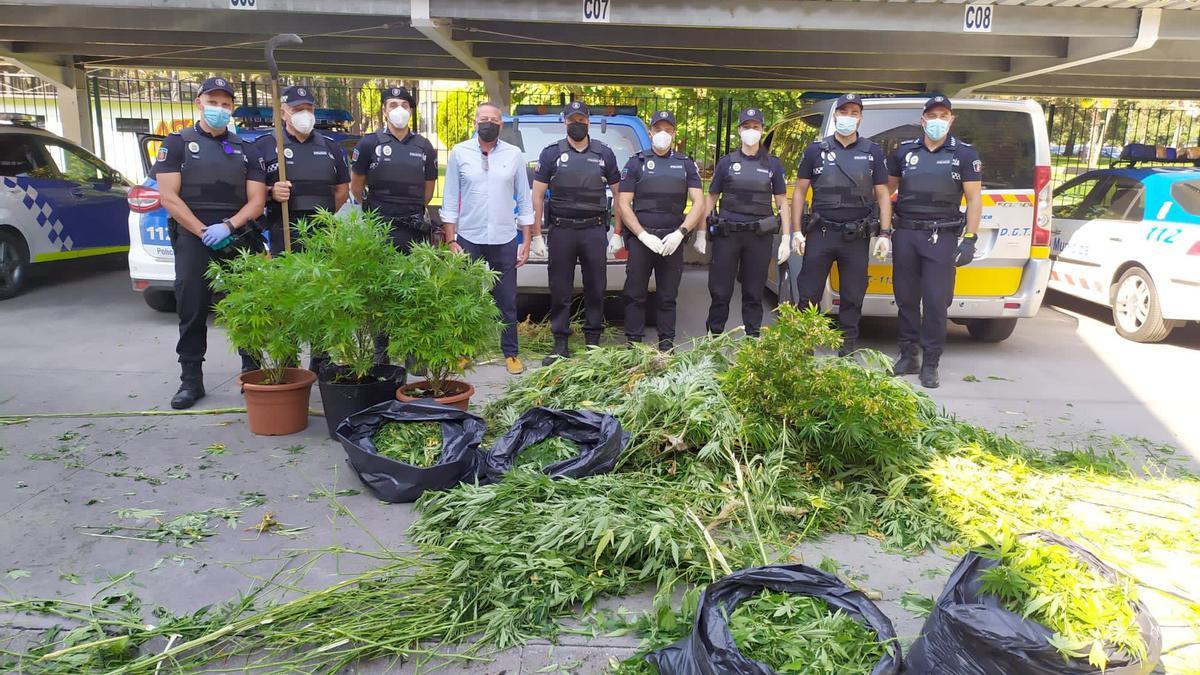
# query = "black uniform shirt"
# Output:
<box><xmin>351</xmin><ymin>129</ymin><xmax>438</xmax><ymax>180</ymax></box>
<box><xmin>708</xmin><ymin>148</ymin><xmax>786</xmax><ymax>222</ymax></box>
<box><xmin>618</xmin><ymin>150</ymin><xmax>702</xmax><ymax>230</ymax></box>
<box><xmin>887</xmin><ymin>135</ymin><xmax>982</xmax><ymax>220</ymax></box>
<box><xmin>152</xmin><ymin>122</ymin><xmax>266</xmax><ymax>225</ymax></box>
<box><xmin>256</xmin><ymin>130</ymin><xmax>350</xmax><ymax>216</ymax></box>
<box><xmin>535</xmin><ymin>139</ymin><xmax>621</xmax><ymax>219</ymax></box>
<box><xmin>797</xmin><ymin>136</ymin><xmax>888</xmax><ymax>222</ymax></box>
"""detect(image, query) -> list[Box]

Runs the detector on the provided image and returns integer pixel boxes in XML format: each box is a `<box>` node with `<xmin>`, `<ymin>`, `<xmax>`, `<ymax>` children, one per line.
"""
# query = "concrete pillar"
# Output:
<box><xmin>0</xmin><ymin>51</ymin><xmax>95</xmax><ymax>151</ymax></box>
<box><xmin>485</xmin><ymin>71</ymin><xmax>511</xmax><ymax>109</ymax></box>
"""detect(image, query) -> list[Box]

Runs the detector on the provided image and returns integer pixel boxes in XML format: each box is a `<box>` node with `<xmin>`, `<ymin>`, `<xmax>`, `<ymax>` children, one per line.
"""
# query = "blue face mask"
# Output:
<box><xmin>834</xmin><ymin>115</ymin><xmax>859</xmax><ymax>136</ymax></box>
<box><xmin>924</xmin><ymin>118</ymin><xmax>950</xmax><ymax>141</ymax></box>
<box><xmin>203</xmin><ymin>105</ymin><xmax>231</xmax><ymax>130</ymax></box>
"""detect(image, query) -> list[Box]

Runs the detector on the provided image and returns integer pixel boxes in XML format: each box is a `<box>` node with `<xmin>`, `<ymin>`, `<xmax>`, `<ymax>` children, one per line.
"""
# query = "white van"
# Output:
<box><xmin>767</xmin><ymin>97</ymin><xmax>1053</xmax><ymax>342</ymax></box>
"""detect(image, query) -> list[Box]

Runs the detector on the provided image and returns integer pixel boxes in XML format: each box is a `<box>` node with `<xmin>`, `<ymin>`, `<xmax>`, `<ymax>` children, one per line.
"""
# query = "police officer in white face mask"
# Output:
<box><xmin>704</xmin><ymin>107</ymin><xmax>791</xmax><ymax>338</ymax></box>
<box><xmin>256</xmin><ymin>85</ymin><xmax>350</xmax><ymax>256</ymax></box>
<box><xmin>886</xmin><ymin>95</ymin><xmax>983</xmax><ymax>388</ymax></box>
<box><xmin>350</xmin><ymin>86</ymin><xmax>438</xmax><ymax>251</ymax></box>
<box><xmin>616</xmin><ymin>110</ymin><xmax>704</xmax><ymax>351</ymax></box>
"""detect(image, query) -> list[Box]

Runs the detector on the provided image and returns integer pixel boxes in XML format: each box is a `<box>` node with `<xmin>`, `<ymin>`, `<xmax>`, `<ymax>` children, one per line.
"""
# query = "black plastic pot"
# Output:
<box><xmin>317</xmin><ymin>364</ymin><xmax>407</xmax><ymax>440</ymax></box>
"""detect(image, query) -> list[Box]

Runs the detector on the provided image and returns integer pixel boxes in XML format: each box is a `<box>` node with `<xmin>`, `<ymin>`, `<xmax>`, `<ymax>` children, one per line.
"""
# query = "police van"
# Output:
<box><xmin>768</xmin><ymin>97</ymin><xmax>1053</xmax><ymax>342</ymax></box>
<box><xmin>1</xmin><ymin>115</ymin><xmax>130</xmax><ymax>300</ymax></box>
<box><xmin>499</xmin><ymin>104</ymin><xmax>652</xmax><ymax>295</ymax></box>
<box><xmin>126</xmin><ymin>107</ymin><xmax>359</xmax><ymax>311</ymax></box>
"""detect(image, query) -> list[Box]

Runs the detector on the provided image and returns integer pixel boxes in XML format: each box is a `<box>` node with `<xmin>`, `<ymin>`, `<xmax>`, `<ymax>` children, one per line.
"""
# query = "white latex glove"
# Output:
<box><xmin>660</xmin><ymin>229</ymin><xmax>685</xmax><ymax>256</ymax></box>
<box><xmin>692</xmin><ymin>228</ymin><xmax>707</xmax><ymax>255</ymax></box>
<box><xmin>792</xmin><ymin>232</ymin><xmax>805</xmax><ymax>256</ymax></box>
<box><xmin>776</xmin><ymin>234</ymin><xmax>793</xmax><ymax>265</ymax></box>
<box><xmin>637</xmin><ymin>231</ymin><xmax>664</xmax><ymax>255</ymax></box>
<box><xmin>607</xmin><ymin>232</ymin><xmax>624</xmax><ymax>256</ymax></box>
<box><xmin>872</xmin><ymin>236</ymin><xmax>892</xmax><ymax>260</ymax></box>
<box><xmin>529</xmin><ymin>234</ymin><xmax>548</xmax><ymax>258</ymax></box>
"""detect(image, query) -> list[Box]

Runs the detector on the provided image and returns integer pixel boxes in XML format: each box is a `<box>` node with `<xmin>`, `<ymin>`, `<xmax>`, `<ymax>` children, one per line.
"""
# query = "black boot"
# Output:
<box><xmin>837</xmin><ymin>340</ymin><xmax>857</xmax><ymax>358</ymax></box>
<box><xmin>240</xmin><ymin>353</ymin><xmax>261</xmax><ymax>374</ymax></box>
<box><xmin>657</xmin><ymin>338</ymin><xmax>674</xmax><ymax>352</ymax></box>
<box><xmin>892</xmin><ymin>345</ymin><xmax>920</xmax><ymax>376</ymax></box>
<box><xmin>542</xmin><ymin>336</ymin><xmax>571</xmax><ymax>366</ymax></box>
<box><xmin>585</xmin><ymin>334</ymin><xmax>601</xmax><ymax>348</ymax></box>
<box><xmin>171</xmin><ymin>361</ymin><xmax>205</xmax><ymax>410</ymax></box>
<box><xmin>919</xmin><ymin>350</ymin><xmax>941</xmax><ymax>389</ymax></box>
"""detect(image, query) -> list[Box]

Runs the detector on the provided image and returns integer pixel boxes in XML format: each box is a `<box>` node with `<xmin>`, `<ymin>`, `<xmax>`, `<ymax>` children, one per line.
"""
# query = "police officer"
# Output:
<box><xmin>257</xmin><ymin>85</ymin><xmax>350</xmax><ymax>255</ymax></box>
<box><xmin>886</xmin><ymin>95</ymin><xmax>982</xmax><ymax>388</ymax></box>
<box><xmin>705</xmin><ymin>107</ymin><xmax>791</xmax><ymax>338</ymax></box>
<box><xmin>792</xmin><ymin>93</ymin><xmax>891</xmax><ymax>356</ymax></box>
<box><xmin>530</xmin><ymin>101</ymin><xmax>622</xmax><ymax>364</ymax></box>
<box><xmin>616</xmin><ymin>110</ymin><xmax>703</xmax><ymax>351</ymax></box>
<box><xmin>350</xmin><ymin>86</ymin><xmax>437</xmax><ymax>251</ymax></box>
<box><xmin>153</xmin><ymin>77</ymin><xmax>268</xmax><ymax>409</ymax></box>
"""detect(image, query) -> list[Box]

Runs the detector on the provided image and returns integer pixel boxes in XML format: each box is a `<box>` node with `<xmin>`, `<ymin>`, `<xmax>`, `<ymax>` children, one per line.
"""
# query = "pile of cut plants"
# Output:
<box><xmin>2</xmin><ymin>306</ymin><xmax>1197</xmax><ymax>673</ymax></box>
<box><xmin>371</xmin><ymin>421</ymin><xmax>445</xmax><ymax>466</ymax></box>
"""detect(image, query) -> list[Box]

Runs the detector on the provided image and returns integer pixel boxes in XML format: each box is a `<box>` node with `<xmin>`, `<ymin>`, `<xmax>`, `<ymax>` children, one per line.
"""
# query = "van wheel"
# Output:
<box><xmin>0</xmin><ymin>230</ymin><xmax>30</xmax><ymax>300</ymax></box>
<box><xmin>1112</xmin><ymin>267</ymin><xmax>1172</xmax><ymax>343</ymax></box>
<box><xmin>143</xmin><ymin>289</ymin><xmax>177</xmax><ymax>313</ymax></box>
<box><xmin>966</xmin><ymin>318</ymin><xmax>1018</xmax><ymax>343</ymax></box>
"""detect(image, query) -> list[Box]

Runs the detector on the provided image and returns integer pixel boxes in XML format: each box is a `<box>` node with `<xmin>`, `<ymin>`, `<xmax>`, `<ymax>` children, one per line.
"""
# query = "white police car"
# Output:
<box><xmin>1</xmin><ymin>116</ymin><xmax>130</xmax><ymax>300</ymax></box>
<box><xmin>1050</xmin><ymin>147</ymin><xmax>1200</xmax><ymax>342</ymax></box>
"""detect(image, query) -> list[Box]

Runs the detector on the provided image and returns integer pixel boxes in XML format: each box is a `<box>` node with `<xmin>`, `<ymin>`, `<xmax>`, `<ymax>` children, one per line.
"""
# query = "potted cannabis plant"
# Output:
<box><xmin>209</xmin><ymin>250</ymin><xmax>314</xmax><ymax>436</ymax></box>
<box><xmin>392</xmin><ymin>243</ymin><xmax>501</xmax><ymax>411</ymax></box>
<box><xmin>289</xmin><ymin>211</ymin><xmax>409</xmax><ymax>438</ymax></box>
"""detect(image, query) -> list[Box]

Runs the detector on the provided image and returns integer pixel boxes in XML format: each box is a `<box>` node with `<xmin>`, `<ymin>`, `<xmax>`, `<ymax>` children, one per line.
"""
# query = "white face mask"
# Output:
<box><xmin>834</xmin><ymin>115</ymin><xmax>859</xmax><ymax>136</ymax></box>
<box><xmin>739</xmin><ymin>128</ymin><xmax>763</xmax><ymax>147</ymax></box>
<box><xmin>290</xmin><ymin>110</ymin><xmax>316</xmax><ymax>135</ymax></box>
<box><xmin>651</xmin><ymin>130</ymin><xmax>674</xmax><ymax>151</ymax></box>
<box><xmin>387</xmin><ymin>106</ymin><xmax>411</xmax><ymax>129</ymax></box>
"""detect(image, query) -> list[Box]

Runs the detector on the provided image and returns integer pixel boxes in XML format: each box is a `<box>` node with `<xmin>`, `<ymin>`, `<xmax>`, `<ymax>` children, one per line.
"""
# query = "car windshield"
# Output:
<box><xmin>501</xmin><ymin>121</ymin><xmax>641</xmax><ymax>169</ymax></box>
<box><xmin>859</xmin><ymin>108</ymin><xmax>1036</xmax><ymax>190</ymax></box>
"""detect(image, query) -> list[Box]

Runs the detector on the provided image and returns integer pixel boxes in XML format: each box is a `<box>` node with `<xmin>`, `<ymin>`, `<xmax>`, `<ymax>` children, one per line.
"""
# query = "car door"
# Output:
<box><xmin>1049</xmin><ymin>174</ymin><xmax>1109</xmax><ymax>300</ymax></box>
<box><xmin>39</xmin><ymin>138</ymin><xmax>130</xmax><ymax>253</ymax></box>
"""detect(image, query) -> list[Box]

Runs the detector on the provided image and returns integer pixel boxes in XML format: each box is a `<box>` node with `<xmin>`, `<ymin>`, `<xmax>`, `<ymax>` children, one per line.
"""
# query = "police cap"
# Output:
<box><xmin>562</xmin><ymin>100</ymin><xmax>590</xmax><ymax>120</ymax></box>
<box><xmin>834</xmin><ymin>93</ymin><xmax>863</xmax><ymax>112</ymax></box>
<box><xmin>198</xmin><ymin>77</ymin><xmax>235</xmax><ymax>98</ymax></box>
<box><xmin>923</xmin><ymin>94</ymin><xmax>953</xmax><ymax>113</ymax></box>
<box><xmin>649</xmin><ymin>110</ymin><xmax>676</xmax><ymax>128</ymax></box>
<box><xmin>382</xmin><ymin>86</ymin><xmax>415</xmax><ymax>107</ymax></box>
<box><xmin>738</xmin><ymin>107</ymin><xmax>765</xmax><ymax>125</ymax></box>
<box><xmin>280</xmin><ymin>85</ymin><xmax>315</xmax><ymax>106</ymax></box>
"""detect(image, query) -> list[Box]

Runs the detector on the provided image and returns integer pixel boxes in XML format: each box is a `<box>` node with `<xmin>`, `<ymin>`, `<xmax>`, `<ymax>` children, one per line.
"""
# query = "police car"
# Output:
<box><xmin>126</xmin><ymin>107</ymin><xmax>359</xmax><ymax>312</ymax></box>
<box><xmin>767</xmin><ymin>97</ymin><xmax>1053</xmax><ymax>343</ymax></box>
<box><xmin>500</xmin><ymin>105</ymin><xmax>652</xmax><ymax>294</ymax></box>
<box><xmin>1049</xmin><ymin>144</ymin><xmax>1200</xmax><ymax>342</ymax></box>
<box><xmin>0</xmin><ymin>114</ymin><xmax>130</xmax><ymax>300</ymax></box>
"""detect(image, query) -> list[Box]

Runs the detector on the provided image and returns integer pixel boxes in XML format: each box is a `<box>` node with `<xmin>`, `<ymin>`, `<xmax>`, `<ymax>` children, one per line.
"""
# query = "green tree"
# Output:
<box><xmin>436</xmin><ymin>89</ymin><xmax>478</xmax><ymax>148</ymax></box>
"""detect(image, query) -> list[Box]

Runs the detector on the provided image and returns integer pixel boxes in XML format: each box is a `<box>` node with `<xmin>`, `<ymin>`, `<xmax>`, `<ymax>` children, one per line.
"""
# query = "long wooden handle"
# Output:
<box><xmin>271</xmin><ymin>79</ymin><xmax>291</xmax><ymax>253</ymax></box>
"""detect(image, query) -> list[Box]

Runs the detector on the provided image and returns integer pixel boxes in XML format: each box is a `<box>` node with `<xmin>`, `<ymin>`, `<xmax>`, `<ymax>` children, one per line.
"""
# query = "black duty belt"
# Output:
<box><xmin>708</xmin><ymin>214</ymin><xmax>780</xmax><ymax>237</ymax></box>
<box><xmin>549</xmin><ymin>215</ymin><xmax>604</xmax><ymax>228</ymax></box>
<box><xmin>895</xmin><ymin>217</ymin><xmax>965</xmax><ymax>231</ymax></box>
<box><xmin>393</xmin><ymin>214</ymin><xmax>434</xmax><ymax>233</ymax></box>
<box><xmin>807</xmin><ymin>213</ymin><xmax>877</xmax><ymax>240</ymax></box>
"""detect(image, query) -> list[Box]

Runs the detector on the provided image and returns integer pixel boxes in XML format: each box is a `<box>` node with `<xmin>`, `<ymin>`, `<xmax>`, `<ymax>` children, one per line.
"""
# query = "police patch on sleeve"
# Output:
<box><xmin>156</xmin><ymin>147</ymin><xmax>168</xmax><ymax>162</ymax></box>
<box><xmin>972</xmin><ymin>159</ymin><xmax>982</xmax><ymax>173</ymax></box>
<box><xmin>620</xmin><ymin>167</ymin><xmax>629</xmax><ymax>180</ymax></box>
<box><xmin>352</xmin><ymin>147</ymin><xmax>359</xmax><ymax>162</ymax></box>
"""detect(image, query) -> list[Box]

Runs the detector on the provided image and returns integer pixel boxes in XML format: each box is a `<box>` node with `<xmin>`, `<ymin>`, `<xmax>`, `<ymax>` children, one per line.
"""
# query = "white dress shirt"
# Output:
<box><xmin>440</xmin><ymin>137</ymin><xmax>534</xmax><ymax>245</ymax></box>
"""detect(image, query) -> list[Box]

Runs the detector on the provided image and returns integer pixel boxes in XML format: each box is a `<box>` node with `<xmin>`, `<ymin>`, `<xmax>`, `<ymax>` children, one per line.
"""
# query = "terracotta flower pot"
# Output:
<box><xmin>396</xmin><ymin>379</ymin><xmax>475</xmax><ymax>411</ymax></box>
<box><xmin>237</xmin><ymin>367</ymin><xmax>317</xmax><ymax>436</ymax></box>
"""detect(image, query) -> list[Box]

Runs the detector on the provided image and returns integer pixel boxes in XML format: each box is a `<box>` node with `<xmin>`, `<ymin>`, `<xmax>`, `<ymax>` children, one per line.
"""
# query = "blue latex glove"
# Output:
<box><xmin>202</xmin><ymin>221</ymin><xmax>232</xmax><ymax>248</ymax></box>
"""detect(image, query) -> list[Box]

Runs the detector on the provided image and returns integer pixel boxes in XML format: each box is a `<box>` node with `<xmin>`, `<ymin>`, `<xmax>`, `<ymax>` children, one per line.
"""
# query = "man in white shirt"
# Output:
<box><xmin>441</xmin><ymin>101</ymin><xmax>535</xmax><ymax>374</ymax></box>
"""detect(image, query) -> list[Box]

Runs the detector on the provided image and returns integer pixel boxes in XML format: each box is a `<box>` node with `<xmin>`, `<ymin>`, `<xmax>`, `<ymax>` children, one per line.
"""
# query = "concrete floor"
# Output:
<box><xmin>1</xmin><ymin>257</ymin><xmax>1197</xmax><ymax>673</ymax></box>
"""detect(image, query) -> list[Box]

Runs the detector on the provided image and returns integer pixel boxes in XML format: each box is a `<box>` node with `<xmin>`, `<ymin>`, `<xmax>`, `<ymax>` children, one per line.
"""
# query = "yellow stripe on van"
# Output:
<box><xmin>1030</xmin><ymin>245</ymin><xmax>1050</xmax><ymax>259</ymax></box>
<box><xmin>831</xmin><ymin>263</ymin><xmax>1023</xmax><ymax>297</ymax></box>
<box><xmin>34</xmin><ymin>246</ymin><xmax>129</xmax><ymax>263</ymax></box>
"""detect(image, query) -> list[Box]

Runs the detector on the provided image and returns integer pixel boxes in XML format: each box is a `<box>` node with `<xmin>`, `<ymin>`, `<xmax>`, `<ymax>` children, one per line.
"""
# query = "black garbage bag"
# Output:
<box><xmin>482</xmin><ymin>407</ymin><xmax>628</xmax><ymax>482</ymax></box>
<box><xmin>904</xmin><ymin>531</ymin><xmax>1162</xmax><ymax>675</ymax></box>
<box><xmin>335</xmin><ymin>399</ymin><xmax>485</xmax><ymax>503</ymax></box>
<box><xmin>647</xmin><ymin>563</ymin><xmax>901</xmax><ymax>675</ymax></box>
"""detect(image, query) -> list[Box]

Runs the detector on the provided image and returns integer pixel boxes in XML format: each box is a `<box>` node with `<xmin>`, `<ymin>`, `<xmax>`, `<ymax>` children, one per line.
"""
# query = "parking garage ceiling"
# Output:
<box><xmin>3</xmin><ymin>0</ymin><xmax>1200</xmax><ymax>99</ymax></box>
